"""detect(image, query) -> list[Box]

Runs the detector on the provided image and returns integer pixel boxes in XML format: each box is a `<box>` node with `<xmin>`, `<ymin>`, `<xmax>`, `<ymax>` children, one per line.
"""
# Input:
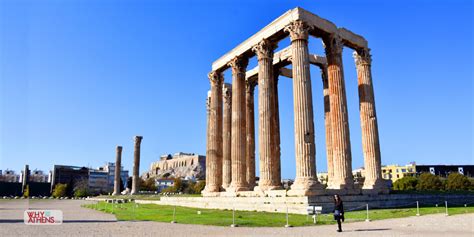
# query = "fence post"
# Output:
<box><xmin>171</xmin><ymin>205</ymin><xmax>177</xmax><ymax>223</ymax></box>
<box><xmin>285</xmin><ymin>206</ymin><xmax>292</xmax><ymax>228</ymax></box>
<box><xmin>230</xmin><ymin>207</ymin><xmax>237</xmax><ymax>227</ymax></box>
<box><xmin>445</xmin><ymin>201</ymin><xmax>448</xmax><ymax>216</ymax></box>
<box><xmin>416</xmin><ymin>201</ymin><xmax>420</xmax><ymax>216</ymax></box>
<box><xmin>365</xmin><ymin>204</ymin><xmax>370</xmax><ymax>222</ymax></box>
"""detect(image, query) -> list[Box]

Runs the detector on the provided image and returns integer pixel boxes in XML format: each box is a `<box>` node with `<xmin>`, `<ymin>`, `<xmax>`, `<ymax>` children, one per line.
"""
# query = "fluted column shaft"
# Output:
<box><xmin>131</xmin><ymin>136</ymin><xmax>143</xmax><ymax>195</ymax></box>
<box><xmin>354</xmin><ymin>49</ymin><xmax>386</xmax><ymax>192</ymax></box>
<box><xmin>203</xmin><ymin>72</ymin><xmax>223</xmax><ymax>194</ymax></box>
<box><xmin>113</xmin><ymin>146</ymin><xmax>122</xmax><ymax>196</ymax></box>
<box><xmin>253</xmin><ymin>39</ymin><xmax>281</xmax><ymax>191</ymax></box>
<box><xmin>245</xmin><ymin>80</ymin><xmax>256</xmax><ymax>189</ymax></box>
<box><xmin>222</xmin><ymin>83</ymin><xmax>232</xmax><ymax>189</ymax></box>
<box><xmin>322</xmin><ymin>67</ymin><xmax>334</xmax><ymax>187</ymax></box>
<box><xmin>228</xmin><ymin>56</ymin><xmax>249</xmax><ymax>192</ymax></box>
<box><xmin>273</xmin><ymin>74</ymin><xmax>281</xmax><ymax>186</ymax></box>
<box><xmin>285</xmin><ymin>20</ymin><xmax>322</xmax><ymax>195</ymax></box>
<box><xmin>324</xmin><ymin>34</ymin><xmax>354</xmax><ymax>191</ymax></box>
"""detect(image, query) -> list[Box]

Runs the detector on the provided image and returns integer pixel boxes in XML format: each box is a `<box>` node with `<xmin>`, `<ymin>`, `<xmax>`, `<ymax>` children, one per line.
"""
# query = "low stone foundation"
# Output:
<box><xmin>139</xmin><ymin>194</ymin><xmax>474</xmax><ymax>215</ymax></box>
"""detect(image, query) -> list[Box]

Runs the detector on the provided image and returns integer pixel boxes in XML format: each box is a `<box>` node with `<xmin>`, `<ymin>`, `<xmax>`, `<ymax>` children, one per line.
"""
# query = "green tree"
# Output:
<box><xmin>193</xmin><ymin>181</ymin><xmax>206</xmax><ymax>194</ymax></box>
<box><xmin>392</xmin><ymin>176</ymin><xmax>418</xmax><ymax>191</ymax></box>
<box><xmin>74</xmin><ymin>179</ymin><xmax>90</xmax><ymax>197</ymax></box>
<box><xmin>23</xmin><ymin>185</ymin><xmax>30</xmax><ymax>198</ymax></box>
<box><xmin>446</xmin><ymin>173</ymin><xmax>470</xmax><ymax>191</ymax></box>
<box><xmin>416</xmin><ymin>173</ymin><xmax>443</xmax><ymax>191</ymax></box>
<box><xmin>140</xmin><ymin>178</ymin><xmax>157</xmax><ymax>191</ymax></box>
<box><xmin>52</xmin><ymin>183</ymin><xmax>68</xmax><ymax>198</ymax></box>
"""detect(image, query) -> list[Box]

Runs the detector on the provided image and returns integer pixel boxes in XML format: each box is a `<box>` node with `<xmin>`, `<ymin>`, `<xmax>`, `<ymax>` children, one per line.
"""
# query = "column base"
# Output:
<box><xmin>202</xmin><ymin>184</ymin><xmax>222</xmax><ymax>195</ymax></box>
<box><xmin>326</xmin><ymin>182</ymin><xmax>361</xmax><ymax>195</ymax></box>
<box><xmin>287</xmin><ymin>178</ymin><xmax>324</xmax><ymax>196</ymax></box>
<box><xmin>226</xmin><ymin>185</ymin><xmax>249</xmax><ymax>193</ymax></box>
<box><xmin>362</xmin><ymin>179</ymin><xmax>389</xmax><ymax>194</ymax></box>
<box><xmin>254</xmin><ymin>184</ymin><xmax>283</xmax><ymax>192</ymax></box>
<box><xmin>201</xmin><ymin>190</ymin><xmax>221</xmax><ymax>197</ymax></box>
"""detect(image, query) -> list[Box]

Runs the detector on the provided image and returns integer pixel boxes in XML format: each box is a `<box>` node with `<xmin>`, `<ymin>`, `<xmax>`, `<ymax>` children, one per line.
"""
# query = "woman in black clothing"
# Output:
<box><xmin>334</xmin><ymin>194</ymin><xmax>344</xmax><ymax>232</ymax></box>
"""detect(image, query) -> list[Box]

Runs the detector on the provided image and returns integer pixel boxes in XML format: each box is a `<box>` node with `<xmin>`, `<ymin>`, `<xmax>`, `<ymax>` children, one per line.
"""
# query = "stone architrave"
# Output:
<box><xmin>131</xmin><ymin>136</ymin><xmax>143</xmax><ymax>195</ymax></box>
<box><xmin>203</xmin><ymin>71</ymin><xmax>223</xmax><ymax>195</ymax></box>
<box><xmin>222</xmin><ymin>83</ymin><xmax>232</xmax><ymax>189</ymax></box>
<box><xmin>227</xmin><ymin>56</ymin><xmax>249</xmax><ymax>192</ymax></box>
<box><xmin>353</xmin><ymin>48</ymin><xmax>387</xmax><ymax>193</ymax></box>
<box><xmin>323</xmin><ymin>33</ymin><xmax>355</xmax><ymax>193</ymax></box>
<box><xmin>245</xmin><ymin>80</ymin><xmax>257</xmax><ymax>189</ymax></box>
<box><xmin>252</xmin><ymin>39</ymin><xmax>282</xmax><ymax>191</ymax></box>
<box><xmin>112</xmin><ymin>146</ymin><xmax>123</xmax><ymax>196</ymax></box>
<box><xmin>321</xmin><ymin>67</ymin><xmax>334</xmax><ymax>187</ymax></box>
<box><xmin>285</xmin><ymin>20</ymin><xmax>323</xmax><ymax>196</ymax></box>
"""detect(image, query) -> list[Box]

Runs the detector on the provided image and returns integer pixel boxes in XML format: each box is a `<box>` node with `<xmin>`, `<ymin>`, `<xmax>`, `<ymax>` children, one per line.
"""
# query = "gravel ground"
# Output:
<box><xmin>0</xmin><ymin>199</ymin><xmax>473</xmax><ymax>237</ymax></box>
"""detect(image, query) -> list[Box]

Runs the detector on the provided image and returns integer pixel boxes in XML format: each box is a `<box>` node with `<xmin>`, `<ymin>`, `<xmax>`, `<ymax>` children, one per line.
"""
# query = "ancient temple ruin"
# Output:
<box><xmin>203</xmin><ymin>7</ymin><xmax>388</xmax><ymax>197</ymax></box>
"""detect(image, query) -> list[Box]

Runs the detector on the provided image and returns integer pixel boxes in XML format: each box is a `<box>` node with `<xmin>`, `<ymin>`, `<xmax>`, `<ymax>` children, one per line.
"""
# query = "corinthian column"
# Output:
<box><xmin>321</xmin><ymin>67</ymin><xmax>334</xmax><ymax>187</ymax></box>
<box><xmin>323</xmin><ymin>34</ymin><xmax>355</xmax><ymax>193</ymax></box>
<box><xmin>112</xmin><ymin>146</ymin><xmax>122</xmax><ymax>196</ymax></box>
<box><xmin>203</xmin><ymin>71</ymin><xmax>223</xmax><ymax>195</ymax></box>
<box><xmin>227</xmin><ymin>56</ymin><xmax>249</xmax><ymax>192</ymax></box>
<box><xmin>131</xmin><ymin>136</ymin><xmax>143</xmax><ymax>195</ymax></box>
<box><xmin>353</xmin><ymin>48</ymin><xmax>387</xmax><ymax>193</ymax></box>
<box><xmin>252</xmin><ymin>39</ymin><xmax>282</xmax><ymax>191</ymax></box>
<box><xmin>273</xmin><ymin>70</ymin><xmax>282</xmax><ymax>187</ymax></box>
<box><xmin>222</xmin><ymin>83</ymin><xmax>232</xmax><ymax>189</ymax></box>
<box><xmin>245</xmin><ymin>79</ymin><xmax>257</xmax><ymax>189</ymax></box>
<box><xmin>285</xmin><ymin>20</ymin><xmax>323</xmax><ymax>196</ymax></box>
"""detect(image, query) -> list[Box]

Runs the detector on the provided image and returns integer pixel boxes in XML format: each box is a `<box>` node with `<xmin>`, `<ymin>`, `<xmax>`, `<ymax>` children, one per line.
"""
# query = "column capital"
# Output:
<box><xmin>245</xmin><ymin>79</ymin><xmax>257</xmax><ymax>95</ymax></box>
<box><xmin>228</xmin><ymin>55</ymin><xmax>249</xmax><ymax>75</ymax></box>
<box><xmin>134</xmin><ymin>136</ymin><xmax>143</xmax><ymax>143</ymax></box>
<box><xmin>284</xmin><ymin>20</ymin><xmax>311</xmax><ymax>42</ymax></box>
<box><xmin>208</xmin><ymin>71</ymin><xmax>223</xmax><ymax>86</ymax></box>
<box><xmin>353</xmin><ymin>48</ymin><xmax>372</xmax><ymax>66</ymax></box>
<box><xmin>252</xmin><ymin>39</ymin><xmax>276</xmax><ymax>61</ymax></box>
<box><xmin>116</xmin><ymin>146</ymin><xmax>123</xmax><ymax>151</ymax></box>
<box><xmin>323</xmin><ymin>33</ymin><xmax>344</xmax><ymax>57</ymax></box>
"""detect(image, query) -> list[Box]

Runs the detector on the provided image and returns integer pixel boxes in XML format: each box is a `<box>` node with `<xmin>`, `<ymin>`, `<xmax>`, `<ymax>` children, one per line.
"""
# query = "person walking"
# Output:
<box><xmin>334</xmin><ymin>194</ymin><xmax>344</xmax><ymax>232</ymax></box>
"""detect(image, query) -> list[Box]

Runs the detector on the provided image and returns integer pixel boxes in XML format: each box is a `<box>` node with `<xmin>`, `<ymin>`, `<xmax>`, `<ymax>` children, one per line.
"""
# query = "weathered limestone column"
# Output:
<box><xmin>252</xmin><ymin>39</ymin><xmax>282</xmax><ymax>191</ymax></box>
<box><xmin>285</xmin><ymin>20</ymin><xmax>323</xmax><ymax>195</ymax></box>
<box><xmin>353</xmin><ymin>48</ymin><xmax>387</xmax><ymax>193</ymax></box>
<box><xmin>245</xmin><ymin>80</ymin><xmax>257</xmax><ymax>189</ymax></box>
<box><xmin>323</xmin><ymin>33</ymin><xmax>355</xmax><ymax>192</ymax></box>
<box><xmin>131</xmin><ymin>136</ymin><xmax>143</xmax><ymax>195</ymax></box>
<box><xmin>227</xmin><ymin>56</ymin><xmax>249</xmax><ymax>192</ymax></box>
<box><xmin>203</xmin><ymin>71</ymin><xmax>223</xmax><ymax>195</ymax></box>
<box><xmin>222</xmin><ymin>83</ymin><xmax>232</xmax><ymax>189</ymax></box>
<box><xmin>273</xmin><ymin>71</ymin><xmax>282</xmax><ymax>186</ymax></box>
<box><xmin>112</xmin><ymin>146</ymin><xmax>122</xmax><ymax>196</ymax></box>
<box><xmin>321</xmin><ymin>67</ymin><xmax>334</xmax><ymax>187</ymax></box>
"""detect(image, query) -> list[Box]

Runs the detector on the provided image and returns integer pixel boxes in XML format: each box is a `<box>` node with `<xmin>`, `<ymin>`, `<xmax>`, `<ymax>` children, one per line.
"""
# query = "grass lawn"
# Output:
<box><xmin>94</xmin><ymin>194</ymin><xmax>202</xmax><ymax>201</ymax></box>
<box><xmin>83</xmin><ymin>202</ymin><xmax>474</xmax><ymax>227</ymax></box>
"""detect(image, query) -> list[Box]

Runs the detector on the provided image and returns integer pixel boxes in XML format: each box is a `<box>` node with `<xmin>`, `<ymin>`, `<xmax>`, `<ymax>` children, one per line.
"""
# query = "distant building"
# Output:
<box><xmin>0</xmin><ymin>169</ymin><xmax>20</xmax><ymax>182</ymax></box>
<box><xmin>88</xmin><ymin>169</ymin><xmax>109</xmax><ymax>194</ymax></box>
<box><xmin>380</xmin><ymin>163</ymin><xmax>416</xmax><ymax>183</ymax></box>
<box><xmin>98</xmin><ymin>162</ymin><xmax>129</xmax><ymax>192</ymax></box>
<box><xmin>415</xmin><ymin>165</ymin><xmax>474</xmax><ymax>178</ymax></box>
<box><xmin>156</xmin><ymin>178</ymin><xmax>175</xmax><ymax>192</ymax></box>
<box><xmin>50</xmin><ymin>165</ymin><xmax>89</xmax><ymax>192</ymax></box>
<box><xmin>29</xmin><ymin>169</ymin><xmax>49</xmax><ymax>183</ymax></box>
<box><xmin>146</xmin><ymin>152</ymin><xmax>205</xmax><ymax>180</ymax></box>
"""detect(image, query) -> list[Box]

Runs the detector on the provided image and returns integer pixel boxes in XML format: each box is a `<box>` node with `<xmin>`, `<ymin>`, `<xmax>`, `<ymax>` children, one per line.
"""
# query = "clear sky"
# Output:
<box><xmin>0</xmin><ymin>0</ymin><xmax>472</xmax><ymax>179</ymax></box>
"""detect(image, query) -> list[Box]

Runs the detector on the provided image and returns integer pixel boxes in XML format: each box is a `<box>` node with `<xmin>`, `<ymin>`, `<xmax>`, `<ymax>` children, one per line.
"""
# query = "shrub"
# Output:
<box><xmin>446</xmin><ymin>173</ymin><xmax>471</xmax><ymax>191</ymax></box>
<box><xmin>193</xmin><ymin>181</ymin><xmax>206</xmax><ymax>194</ymax></box>
<box><xmin>393</xmin><ymin>176</ymin><xmax>418</xmax><ymax>191</ymax></box>
<box><xmin>52</xmin><ymin>184</ymin><xmax>68</xmax><ymax>198</ymax></box>
<box><xmin>416</xmin><ymin>173</ymin><xmax>443</xmax><ymax>191</ymax></box>
<box><xmin>23</xmin><ymin>185</ymin><xmax>29</xmax><ymax>198</ymax></box>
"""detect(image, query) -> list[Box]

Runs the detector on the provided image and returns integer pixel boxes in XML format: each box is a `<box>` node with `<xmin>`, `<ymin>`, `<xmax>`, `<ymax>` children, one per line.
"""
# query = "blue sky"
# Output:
<box><xmin>0</xmin><ymin>0</ymin><xmax>472</xmax><ymax>178</ymax></box>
